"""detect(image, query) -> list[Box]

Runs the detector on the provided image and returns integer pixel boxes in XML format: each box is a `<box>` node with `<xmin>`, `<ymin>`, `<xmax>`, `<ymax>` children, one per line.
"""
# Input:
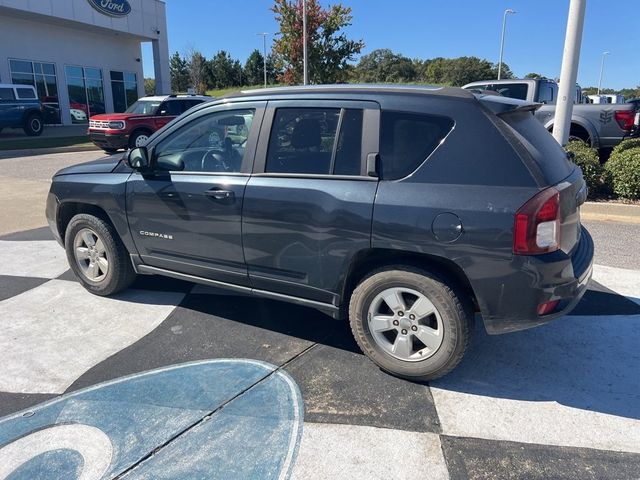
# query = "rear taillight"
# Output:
<box><xmin>614</xmin><ymin>110</ymin><xmax>636</xmax><ymax>131</ymax></box>
<box><xmin>513</xmin><ymin>187</ymin><xmax>561</xmax><ymax>255</ymax></box>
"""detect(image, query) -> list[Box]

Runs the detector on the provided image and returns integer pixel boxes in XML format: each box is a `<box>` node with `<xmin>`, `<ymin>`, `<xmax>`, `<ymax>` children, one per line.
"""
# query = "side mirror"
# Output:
<box><xmin>126</xmin><ymin>147</ymin><xmax>150</xmax><ymax>171</ymax></box>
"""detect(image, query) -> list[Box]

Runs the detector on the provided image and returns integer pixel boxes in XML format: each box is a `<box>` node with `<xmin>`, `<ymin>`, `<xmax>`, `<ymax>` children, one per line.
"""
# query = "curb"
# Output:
<box><xmin>581</xmin><ymin>202</ymin><xmax>640</xmax><ymax>224</ymax></box>
<box><xmin>0</xmin><ymin>145</ymin><xmax>101</xmax><ymax>159</ymax></box>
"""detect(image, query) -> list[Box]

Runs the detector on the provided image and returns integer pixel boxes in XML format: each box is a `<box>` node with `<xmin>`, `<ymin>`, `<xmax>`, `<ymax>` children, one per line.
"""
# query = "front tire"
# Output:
<box><xmin>349</xmin><ymin>266</ymin><xmax>473</xmax><ymax>381</ymax></box>
<box><xmin>64</xmin><ymin>214</ymin><xmax>136</xmax><ymax>296</ymax></box>
<box><xmin>129</xmin><ymin>130</ymin><xmax>151</xmax><ymax>149</ymax></box>
<box><xmin>23</xmin><ymin>113</ymin><xmax>44</xmax><ymax>136</ymax></box>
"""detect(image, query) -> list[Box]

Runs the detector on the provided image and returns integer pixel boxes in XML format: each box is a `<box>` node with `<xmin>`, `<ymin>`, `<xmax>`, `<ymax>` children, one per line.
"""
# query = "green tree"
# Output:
<box><xmin>169</xmin><ymin>51</ymin><xmax>189</xmax><ymax>93</ymax></box>
<box><xmin>244</xmin><ymin>49</ymin><xmax>266</xmax><ymax>86</ymax></box>
<box><xmin>525</xmin><ymin>72</ymin><xmax>544</xmax><ymax>79</ymax></box>
<box><xmin>271</xmin><ymin>0</ymin><xmax>364</xmax><ymax>84</ymax></box>
<box><xmin>207</xmin><ymin>50</ymin><xmax>242</xmax><ymax>89</ymax></box>
<box><xmin>144</xmin><ymin>78</ymin><xmax>156</xmax><ymax>96</ymax></box>
<box><xmin>354</xmin><ymin>49</ymin><xmax>417</xmax><ymax>83</ymax></box>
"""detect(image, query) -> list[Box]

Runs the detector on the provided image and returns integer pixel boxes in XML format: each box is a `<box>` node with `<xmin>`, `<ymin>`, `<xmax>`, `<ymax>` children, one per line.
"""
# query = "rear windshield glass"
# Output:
<box><xmin>501</xmin><ymin>111</ymin><xmax>573</xmax><ymax>184</ymax></box>
<box><xmin>380</xmin><ymin>111</ymin><xmax>454</xmax><ymax>180</ymax></box>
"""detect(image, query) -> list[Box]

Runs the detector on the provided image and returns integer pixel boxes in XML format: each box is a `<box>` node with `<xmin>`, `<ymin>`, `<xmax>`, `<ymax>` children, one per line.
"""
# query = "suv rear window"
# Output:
<box><xmin>501</xmin><ymin>111</ymin><xmax>573</xmax><ymax>184</ymax></box>
<box><xmin>380</xmin><ymin>111</ymin><xmax>454</xmax><ymax>179</ymax></box>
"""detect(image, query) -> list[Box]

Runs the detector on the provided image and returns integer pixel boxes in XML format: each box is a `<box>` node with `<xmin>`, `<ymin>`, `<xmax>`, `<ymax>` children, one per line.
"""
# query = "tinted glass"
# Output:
<box><xmin>334</xmin><ymin>109</ymin><xmax>363</xmax><ymax>175</ymax></box>
<box><xmin>266</xmin><ymin>108</ymin><xmax>340</xmax><ymax>174</ymax></box>
<box><xmin>502</xmin><ymin>111</ymin><xmax>573</xmax><ymax>185</ymax></box>
<box><xmin>65</xmin><ymin>66</ymin><xmax>84</xmax><ymax>79</ymax></box>
<box><xmin>492</xmin><ymin>83</ymin><xmax>528</xmax><ymax>100</ymax></box>
<box><xmin>159</xmin><ymin>100</ymin><xmax>183</xmax><ymax>116</ymax></box>
<box><xmin>380</xmin><ymin>111</ymin><xmax>454</xmax><ymax>179</ymax></box>
<box><xmin>16</xmin><ymin>88</ymin><xmax>36</xmax><ymax>99</ymax></box>
<box><xmin>538</xmin><ymin>82</ymin><xmax>555</xmax><ymax>103</ymax></box>
<box><xmin>110</xmin><ymin>71</ymin><xmax>124</xmax><ymax>82</ymax></box>
<box><xmin>0</xmin><ymin>88</ymin><xmax>15</xmax><ymax>100</ymax></box>
<box><xmin>155</xmin><ymin>109</ymin><xmax>255</xmax><ymax>173</ymax></box>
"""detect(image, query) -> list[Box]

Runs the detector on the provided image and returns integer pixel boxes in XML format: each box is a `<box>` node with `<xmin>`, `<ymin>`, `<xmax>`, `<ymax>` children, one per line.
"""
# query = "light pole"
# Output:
<box><xmin>302</xmin><ymin>0</ymin><xmax>308</xmax><ymax>85</ymax></box>
<box><xmin>552</xmin><ymin>0</ymin><xmax>586</xmax><ymax>146</ymax></box>
<box><xmin>498</xmin><ymin>8</ymin><xmax>516</xmax><ymax>80</ymax></box>
<box><xmin>257</xmin><ymin>32</ymin><xmax>269</xmax><ymax>88</ymax></box>
<box><xmin>597</xmin><ymin>51</ymin><xmax>610</xmax><ymax>95</ymax></box>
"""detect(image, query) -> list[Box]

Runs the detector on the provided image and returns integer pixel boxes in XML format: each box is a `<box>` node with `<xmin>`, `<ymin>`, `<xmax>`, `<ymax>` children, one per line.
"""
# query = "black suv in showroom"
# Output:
<box><xmin>46</xmin><ymin>85</ymin><xmax>594</xmax><ymax>380</ymax></box>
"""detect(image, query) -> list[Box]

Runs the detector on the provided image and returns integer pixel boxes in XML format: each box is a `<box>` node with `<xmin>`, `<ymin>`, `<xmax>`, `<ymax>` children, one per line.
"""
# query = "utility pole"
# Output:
<box><xmin>257</xmin><ymin>32</ymin><xmax>269</xmax><ymax>88</ymax></box>
<box><xmin>597</xmin><ymin>51</ymin><xmax>609</xmax><ymax>95</ymax></box>
<box><xmin>302</xmin><ymin>0</ymin><xmax>308</xmax><ymax>85</ymax></box>
<box><xmin>498</xmin><ymin>9</ymin><xmax>516</xmax><ymax>80</ymax></box>
<box><xmin>553</xmin><ymin>0</ymin><xmax>587</xmax><ymax>146</ymax></box>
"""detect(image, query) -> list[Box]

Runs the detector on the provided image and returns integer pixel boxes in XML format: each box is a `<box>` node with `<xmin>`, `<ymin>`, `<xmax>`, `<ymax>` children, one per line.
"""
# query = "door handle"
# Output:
<box><xmin>205</xmin><ymin>188</ymin><xmax>234</xmax><ymax>200</ymax></box>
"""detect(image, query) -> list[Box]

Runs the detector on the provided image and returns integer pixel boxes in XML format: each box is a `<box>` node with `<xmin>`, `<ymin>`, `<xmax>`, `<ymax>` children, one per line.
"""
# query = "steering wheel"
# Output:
<box><xmin>200</xmin><ymin>149</ymin><xmax>229</xmax><ymax>172</ymax></box>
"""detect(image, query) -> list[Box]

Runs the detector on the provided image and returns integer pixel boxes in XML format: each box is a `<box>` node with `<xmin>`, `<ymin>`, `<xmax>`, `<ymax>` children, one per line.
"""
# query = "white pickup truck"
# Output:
<box><xmin>463</xmin><ymin>78</ymin><xmax>638</xmax><ymax>149</ymax></box>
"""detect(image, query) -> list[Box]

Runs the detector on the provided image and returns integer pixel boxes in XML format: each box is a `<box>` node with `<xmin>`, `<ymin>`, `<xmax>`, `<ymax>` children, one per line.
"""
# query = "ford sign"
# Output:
<box><xmin>87</xmin><ymin>0</ymin><xmax>132</xmax><ymax>17</ymax></box>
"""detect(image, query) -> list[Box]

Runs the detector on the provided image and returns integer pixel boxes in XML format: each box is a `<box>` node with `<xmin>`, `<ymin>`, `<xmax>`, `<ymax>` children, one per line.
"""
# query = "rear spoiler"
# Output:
<box><xmin>474</xmin><ymin>93</ymin><xmax>542</xmax><ymax>116</ymax></box>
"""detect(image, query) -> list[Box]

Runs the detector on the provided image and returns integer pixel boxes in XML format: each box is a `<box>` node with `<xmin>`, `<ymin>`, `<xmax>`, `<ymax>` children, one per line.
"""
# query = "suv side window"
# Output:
<box><xmin>538</xmin><ymin>82</ymin><xmax>555</xmax><ymax>104</ymax></box>
<box><xmin>16</xmin><ymin>88</ymin><xmax>36</xmax><ymax>100</ymax></box>
<box><xmin>266</xmin><ymin>107</ymin><xmax>363</xmax><ymax>175</ymax></box>
<box><xmin>154</xmin><ymin>108</ymin><xmax>255</xmax><ymax>173</ymax></box>
<box><xmin>380</xmin><ymin>111</ymin><xmax>454</xmax><ymax>180</ymax></box>
<box><xmin>158</xmin><ymin>100</ymin><xmax>183</xmax><ymax>116</ymax></box>
<box><xmin>0</xmin><ymin>88</ymin><xmax>15</xmax><ymax>100</ymax></box>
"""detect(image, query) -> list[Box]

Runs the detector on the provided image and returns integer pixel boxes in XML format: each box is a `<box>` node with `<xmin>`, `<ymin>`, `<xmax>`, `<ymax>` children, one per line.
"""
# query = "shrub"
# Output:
<box><xmin>564</xmin><ymin>140</ymin><xmax>607</xmax><ymax>197</ymax></box>
<box><xmin>605</xmin><ymin>147</ymin><xmax>640</xmax><ymax>200</ymax></box>
<box><xmin>612</xmin><ymin>137</ymin><xmax>640</xmax><ymax>156</ymax></box>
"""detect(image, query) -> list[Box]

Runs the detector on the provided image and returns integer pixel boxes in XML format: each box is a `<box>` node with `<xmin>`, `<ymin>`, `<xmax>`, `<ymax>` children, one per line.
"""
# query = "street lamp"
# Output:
<box><xmin>302</xmin><ymin>0</ymin><xmax>308</xmax><ymax>85</ymax></box>
<box><xmin>498</xmin><ymin>8</ymin><xmax>516</xmax><ymax>80</ymax></box>
<box><xmin>256</xmin><ymin>32</ymin><xmax>269</xmax><ymax>88</ymax></box>
<box><xmin>597</xmin><ymin>51</ymin><xmax>610</xmax><ymax>95</ymax></box>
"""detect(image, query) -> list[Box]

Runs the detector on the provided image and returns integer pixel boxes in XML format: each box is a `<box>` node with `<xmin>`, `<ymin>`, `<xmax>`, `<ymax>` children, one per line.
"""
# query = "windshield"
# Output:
<box><xmin>125</xmin><ymin>100</ymin><xmax>161</xmax><ymax>115</ymax></box>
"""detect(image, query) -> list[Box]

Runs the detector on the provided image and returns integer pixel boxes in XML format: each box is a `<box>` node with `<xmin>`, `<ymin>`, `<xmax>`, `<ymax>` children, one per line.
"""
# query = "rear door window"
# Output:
<box><xmin>266</xmin><ymin>107</ymin><xmax>363</xmax><ymax>176</ymax></box>
<box><xmin>379</xmin><ymin>111</ymin><xmax>454</xmax><ymax>179</ymax></box>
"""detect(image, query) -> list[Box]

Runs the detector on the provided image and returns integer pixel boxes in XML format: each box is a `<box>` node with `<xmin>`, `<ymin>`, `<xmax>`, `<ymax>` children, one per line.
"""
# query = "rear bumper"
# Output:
<box><xmin>89</xmin><ymin>130</ymin><xmax>129</xmax><ymax>150</ymax></box>
<box><xmin>481</xmin><ymin>226</ymin><xmax>594</xmax><ymax>334</ymax></box>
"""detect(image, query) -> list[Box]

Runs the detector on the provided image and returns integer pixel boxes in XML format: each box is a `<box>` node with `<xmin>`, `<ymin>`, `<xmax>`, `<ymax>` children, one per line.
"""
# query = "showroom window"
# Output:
<box><xmin>65</xmin><ymin>66</ymin><xmax>106</xmax><ymax>123</ymax></box>
<box><xmin>110</xmin><ymin>71</ymin><xmax>139</xmax><ymax>113</ymax></box>
<box><xmin>9</xmin><ymin>59</ymin><xmax>61</xmax><ymax>124</ymax></box>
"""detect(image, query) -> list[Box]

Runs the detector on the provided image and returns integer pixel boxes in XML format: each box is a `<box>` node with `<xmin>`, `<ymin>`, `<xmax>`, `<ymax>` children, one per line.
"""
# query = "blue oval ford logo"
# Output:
<box><xmin>87</xmin><ymin>0</ymin><xmax>131</xmax><ymax>17</ymax></box>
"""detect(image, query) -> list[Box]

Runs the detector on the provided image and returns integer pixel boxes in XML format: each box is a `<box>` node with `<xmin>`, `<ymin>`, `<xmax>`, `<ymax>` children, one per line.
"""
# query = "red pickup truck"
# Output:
<box><xmin>88</xmin><ymin>94</ymin><xmax>211</xmax><ymax>153</ymax></box>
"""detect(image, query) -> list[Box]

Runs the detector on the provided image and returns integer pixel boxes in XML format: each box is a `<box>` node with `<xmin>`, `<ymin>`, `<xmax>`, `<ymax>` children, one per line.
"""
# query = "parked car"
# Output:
<box><xmin>0</xmin><ymin>83</ymin><xmax>44</xmax><ymax>136</ymax></box>
<box><xmin>463</xmin><ymin>78</ymin><xmax>638</xmax><ymax>148</ymax></box>
<box><xmin>70</xmin><ymin>108</ymin><xmax>88</xmax><ymax>123</ymax></box>
<box><xmin>88</xmin><ymin>94</ymin><xmax>211</xmax><ymax>153</ymax></box>
<box><xmin>46</xmin><ymin>85</ymin><xmax>594</xmax><ymax>380</ymax></box>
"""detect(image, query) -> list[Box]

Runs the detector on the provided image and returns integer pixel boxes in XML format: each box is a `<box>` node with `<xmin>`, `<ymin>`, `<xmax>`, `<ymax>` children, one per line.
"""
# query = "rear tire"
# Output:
<box><xmin>23</xmin><ymin>113</ymin><xmax>44</xmax><ymax>136</ymax></box>
<box><xmin>349</xmin><ymin>266</ymin><xmax>473</xmax><ymax>381</ymax></box>
<box><xmin>103</xmin><ymin>148</ymin><xmax>119</xmax><ymax>154</ymax></box>
<box><xmin>64</xmin><ymin>214</ymin><xmax>136</xmax><ymax>296</ymax></box>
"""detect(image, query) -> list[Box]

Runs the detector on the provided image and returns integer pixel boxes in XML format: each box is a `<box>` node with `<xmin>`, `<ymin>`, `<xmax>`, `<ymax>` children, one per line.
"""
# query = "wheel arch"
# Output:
<box><xmin>57</xmin><ymin>202</ymin><xmax>117</xmax><ymax>246</ymax></box>
<box><xmin>339</xmin><ymin>248</ymin><xmax>479</xmax><ymax>319</ymax></box>
<box><xmin>546</xmin><ymin>119</ymin><xmax>598</xmax><ymax>147</ymax></box>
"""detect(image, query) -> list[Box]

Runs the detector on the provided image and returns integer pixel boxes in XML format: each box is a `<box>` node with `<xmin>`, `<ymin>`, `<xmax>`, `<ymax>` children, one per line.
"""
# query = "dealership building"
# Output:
<box><xmin>0</xmin><ymin>0</ymin><xmax>170</xmax><ymax>125</ymax></box>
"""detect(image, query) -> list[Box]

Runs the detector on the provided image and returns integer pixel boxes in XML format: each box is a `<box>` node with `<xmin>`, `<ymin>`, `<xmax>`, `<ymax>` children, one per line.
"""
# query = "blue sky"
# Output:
<box><xmin>142</xmin><ymin>0</ymin><xmax>639</xmax><ymax>90</ymax></box>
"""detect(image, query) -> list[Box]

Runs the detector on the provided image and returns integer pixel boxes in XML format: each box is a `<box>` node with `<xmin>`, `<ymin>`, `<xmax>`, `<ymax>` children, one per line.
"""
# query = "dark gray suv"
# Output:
<box><xmin>46</xmin><ymin>85</ymin><xmax>594</xmax><ymax>380</ymax></box>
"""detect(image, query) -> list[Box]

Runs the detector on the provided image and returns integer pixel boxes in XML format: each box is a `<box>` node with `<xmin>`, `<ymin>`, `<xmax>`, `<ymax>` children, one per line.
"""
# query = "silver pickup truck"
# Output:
<box><xmin>463</xmin><ymin>78</ymin><xmax>638</xmax><ymax>149</ymax></box>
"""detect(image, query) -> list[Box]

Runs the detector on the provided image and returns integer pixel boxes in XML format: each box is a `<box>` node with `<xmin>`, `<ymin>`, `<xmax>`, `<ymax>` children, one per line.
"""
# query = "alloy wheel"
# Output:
<box><xmin>73</xmin><ymin>228</ymin><xmax>109</xmax><ymax>282</ymax></box>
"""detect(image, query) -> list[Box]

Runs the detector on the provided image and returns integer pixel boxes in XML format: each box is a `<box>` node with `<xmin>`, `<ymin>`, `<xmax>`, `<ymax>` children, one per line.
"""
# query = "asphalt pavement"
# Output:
<box><xmin>0</xmin><ymin>151</ymin><xmax>639</xmax><ymax>479</ymax></box>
